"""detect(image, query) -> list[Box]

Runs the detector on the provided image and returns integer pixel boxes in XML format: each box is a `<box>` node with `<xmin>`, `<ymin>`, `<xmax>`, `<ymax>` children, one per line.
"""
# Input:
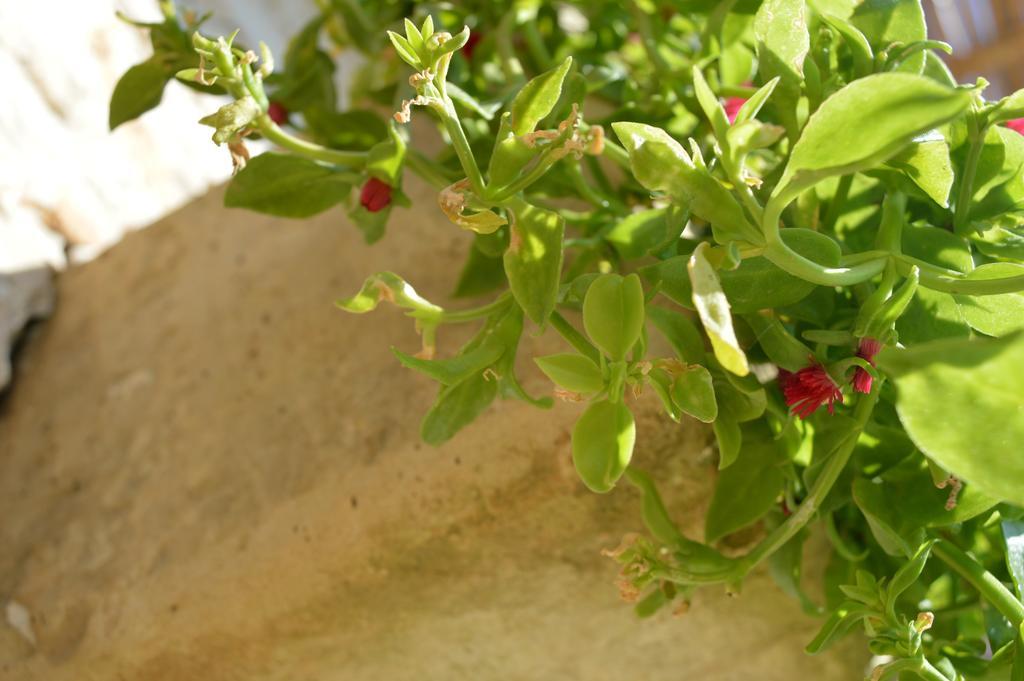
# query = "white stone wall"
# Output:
<box><xmin>0</xmin><ymin>0</ymin><xmax>319</xmax><ymax>387</ymax></box>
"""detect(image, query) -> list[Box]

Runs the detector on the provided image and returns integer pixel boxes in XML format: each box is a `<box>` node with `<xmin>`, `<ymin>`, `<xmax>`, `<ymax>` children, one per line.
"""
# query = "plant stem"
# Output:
<box><xmin>257</xmin><ymin>117</ymin><xmax>367</xmax><ymax>167</ymax></box>
<box><xmin>550</xmin><ymin>311</ymin><xmax>601</xmax><ymax>364</ymax></box>
<box><xmin>933</xmin><ymin>539</ymin><xmax>1024</xmax><ymax>627</ymax></box>
<box><xmin>439</xmin><ymin>99</ymin><xmax>487</xmax><ymax>196</ymax></box>
<box><xmin>741</xmin><ymin>382</ymin><xmax>882</xmax><ymax>574</ymax></box>
<box><xmin>953</xmin><ymin>110</ymin><xmax>986</xmax><ymax>234</ymax></box>
<box><xmin>824</xmin><ymin>174</ymin><xmax>853</xmax><ymax>229</ymax></box>
<box><xmin>404</xmin><ymin>149</ymin><xmax>454</xmax><ymax>189</ymax></box>
<box><xmin>438</xmin><ymin>293</ymin><xmax>512</xmax><ymax>323</ymax></box>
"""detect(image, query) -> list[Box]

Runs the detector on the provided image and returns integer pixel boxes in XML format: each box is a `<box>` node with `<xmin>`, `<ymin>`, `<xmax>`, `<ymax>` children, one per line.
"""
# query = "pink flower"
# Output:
<box><xmin>267</xmin><ymin>101</ymin><xmax>289</xmax><ymax>126</ymax></box>
<box><xmin>1006</xmin><ymin>119</ymin><xmax>1024</xmax><ymax>135</ymax></box>
<box><xmin>724</xmin><ymin>96</ymin><xmax>747</xmax><ymax>124</ymax></box>
<box><xmin>779</xmin><ymin>360</ymin><xmax>843</xmax><ymax>419</ymax></box>
<box><xmin>852</xmin><ymin>338</ymin><xmax>882</xmax><ymax>395</ymax></box>
<box><xmin>360</xmin><ymin>177</ymin><xmax>392</xmax><ymax>212</ymax></box>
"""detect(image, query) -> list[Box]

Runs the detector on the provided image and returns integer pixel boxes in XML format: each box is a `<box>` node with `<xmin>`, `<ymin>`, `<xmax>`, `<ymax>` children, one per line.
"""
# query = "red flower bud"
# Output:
<box><xmin>267</xmin><ymin>101</ymin><xmax>289</xmax><ymax>126</ymax></box>
<box><xmin>779</xmin><ymin>360</ymin><xmax>843</xmax><ymax>419</ymax></box>
<box><xmin>724</xmin><ymin>96</ymin><xmax>747</xmax><ymax>124</ymax></box>
<box><xmin>360</xmin><ymin>177</ymin><xmax>392</xmax><ymax>212</ymax></box>
<box><xmin>1006</xmin><ymin>118</ymin><xmax>1024</xmax><ymax>135</ymax></box>
<box><xmin>852</xmin><ymin>338</ymin><xmax>883</xmax><ymax>395</ymax></box>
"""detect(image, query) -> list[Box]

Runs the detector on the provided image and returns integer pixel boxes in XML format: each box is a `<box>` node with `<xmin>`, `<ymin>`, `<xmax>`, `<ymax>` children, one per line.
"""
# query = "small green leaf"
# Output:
<box><xmin>605</xmin><ymin>209</ymin><xmax>670</xmax><ymax>259</ymax></box>
<box><xmin>393</xmin><ymin>343</ymin><xmax>504</xmax><ymax>386</ymax></box>
<box><xmin>1003</xmin><ymin>521</ymin><xmax>1024</xmax><ymax>599</ymax></box>
<box><xmin>688</xmin><ymin>243</ymin><xmax>749</xmax><ymax>376</ymax></box>
<box><xmin>691</xmin><ymin>67</ymin><xmax>729</xmax><ymax>141</ymax></box>
<box><xmin>886</xmin><ymin>540</ymin><xmax>936</xmax><ymax>609</ymax></box>
<box><xmin>503</xmin><ymin>200</ymin><xmax>564</xmax><ymax>326</ymax></box>
<box><xmin>734</xmin><ymin>77</ymin><xmax>780</xmax><ymax>125</ymax></box>
<box><xmin>775</xmin><ymin>74</ymin><xmax>971</xmax><ymax>199</ymax></box>
<box><xmin>421</xmin><ymin>373</ymin><xmax>499</xmax><ymax>446</ymax></box>
<box><xmin>572</xmin><ymin>400</ymin><xmax>636</xmax><ymax>493</ymax></box>
<box><xmin>534</xmin><ymin>354</ymin><xmax>605</xmax><ymax>394</ymax></box>
<box><xmin>582</xmin><ymin>273</ymin><xmax>645</xmax><ymax>361</ymax></box>
<box><xmin>712</xmin><ymin>414</ymin><xmax>742</xmax><ymax>470</ymax></box>
<box><xmin>109</xmin><ymin>58</ymin><xmax>171</xmax><ymax>130</ymax></box>
<box><xmin>754</xmin><ymin>0</ymin><xmax>809</xmax><ymax>126</ymax></box>
<box><xmin>336</xmin><ymin>271</ymin><xmax>442</xmax><ymax>317</ymax></box>
<box><xmin>883</xmin><ymin>131</ymin><xmax>954</xmax><ymax>207</ymax></box>
<box><xmin>705</xmin><ymin>422</ymin><xmax>786</xmax><ymax>542</ymax></box>
<box><xmin>626</xmin><ymin>468</ymin><xmax>687</xmax><ymax>548</ymax></box>
<box><xmin>878</xmin><ymin>334</ymin><xmax>1024</xmax><ymax>505</ymax></box>
<box><xmin>742</xmin><ymin>313</ymin><xmax>812</xmax><ymax>372</ymax></box>
<box><xmin>955</xmin><ymin>264</ymin><xmax>1024</xmax><ymax>338</ymax></box>
<box><xmin>806</xmin><ymin>603</ymin><xmax>870</xmax><ymax>654</ymax></box>
<box><xmin>366</xmin><ymin>121</ymin><xmax>407</xmax><ymax>185</ymax></box>
<box><xmin>510</xmin><ymin>56</ymin><xmax>573</xmax><ymax>136</ymax></box>
<box><xmin>670</xmin><ymin>365</ymin><xmax>718</xmax><ymax>423</ymax></box>
<box><xmin>611</xmin><ymin>122</ymin><xmax>759</xmax><ymax>244</ymax></box>
<box><xmin>225</xmin><ymin>153</ymin><xmax>355</xmax><ymax>218</ymax></box>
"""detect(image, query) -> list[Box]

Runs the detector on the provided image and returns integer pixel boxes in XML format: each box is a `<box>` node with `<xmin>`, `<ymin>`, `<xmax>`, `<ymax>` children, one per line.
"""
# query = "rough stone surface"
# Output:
<box><xmin>0</xmin><ymin>176</ymin><xmax>866</xmax><ymax>680</ymax></box>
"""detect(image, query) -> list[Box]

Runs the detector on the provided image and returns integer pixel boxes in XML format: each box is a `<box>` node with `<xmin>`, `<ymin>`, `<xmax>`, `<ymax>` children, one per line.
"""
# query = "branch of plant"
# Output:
<box><xmin>932</xmin><ymin>539</ymin><xmax>1024</xmax><ymax>628</ymax></box>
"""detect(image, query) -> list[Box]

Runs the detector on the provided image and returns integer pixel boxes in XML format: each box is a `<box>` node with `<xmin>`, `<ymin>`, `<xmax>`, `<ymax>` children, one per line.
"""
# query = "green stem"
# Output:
<box><xmin>953</xmin><ymin>111</ymin><xmax>986</xmax><ymax>233</ymax></box>
<box><xmin>550</xmin><ymin>311</ymin><xmax>601</xmax><ymax>364</ymax></box>
<box><xmin>741</xmin><ymin>382</ymin><xmax>881</xmax><ymax>574</ymax></box>
<box><xmin>439</xmin><ymin>99</ymin><xmax>487</xmax><ymax>196</ymax></box>
<box><xmin>439</xmin><ymin>292</ymin><xmax>513</xmax><ymax>323</ymax></box>
<box><xmin>404</xmin><ymin>149</ymin><xmax>454</xmax><ymax>189</ymax></box>
<box><xmin>823</xmin><ymin>174</ymin><xmax>852</xmax><ymax>229</ymax></box>
<box><xmin>257</xmin><ymin>117</ymin><xmax>367</xmax><ymax>167</ymax></box>
<box><xmin>932</xmin><ymin>539</ymin><xmax>1024</xmax><ymax>627</ymax></box>
<box><xmin>522</xmin><ymin>18</ymin><xmax>552</xmax><ymax>70</ymax></box>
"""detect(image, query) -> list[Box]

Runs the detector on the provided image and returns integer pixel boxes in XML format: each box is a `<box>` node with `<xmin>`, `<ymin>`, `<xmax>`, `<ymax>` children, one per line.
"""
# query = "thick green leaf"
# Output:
<box><xmin>712</xmin><ymin>414</ymin><xmax>742</xmax><ymax>470</ymax></box>
<box><xmin>453</xmin><ymin>240</ymin><xmax>506</xmax><ymax>298</ymax></box>
<box><xmin>964</xmin><ymin>126</ymin><xmax>1024</xmax><ymax>234</ymax></box>
<box><xmin>775</xmin><ymin>74</ymin><xmax>971</xmax><ymax>198</ymax></box>
<box><xmin>605</xmin><ymin>209</ymin><xmax>670</xmax><ymax>259</ymax></box>
<box><xmin>810</xmin><ymin>0</ymin><xmax>927</xmax><ymax>72</ymax></box>
<box><xmin>336</xmin><ymin>271</ymin><xmax>442</xmax><ymax>317</ymax></box>
<box><xmin>743</xmin><ymin>313</ymin><xmax>812</xmax><ymax>372</ymax></box>
<box><xmin>671</xmin><ymin>365</ymin><xmax>718</xmax><ymax>423</ymax></box>
<box><xmin>393</xmin><ymin>343</ymin><xmax>504</xmax><ymax>386</ymax></box>
<box><xmin>896</xmin><ymin>223</ymin><xmax>973</xmax><ymax>342</ymax></box>
<box><xmin>884</xmin><ymin>131</ymin><xmax>955</xmax><ymax>207</ymax></box>
<box><xmin>955</xmin><ymin>264</ymin><xmax>1024</xmax><ymax>337</ymax></box>
<box><xmin>646</xmin><ymin>306</ymin><xmax>706</xmax><ymax>364</ymax></box>
<box><xmin>572</xmin><ymin>400</ymin><xmax>636</xmax><ymax>493</ymax></box>
<box><xmin>705</xmin><ymin>422</ymin><xmax>786</xmax><ymax>542</ymax></box>
<box><xmin>225</xmin><ymin>153</ymin><xmax>355</xmax><ymax>218</ymax></box>
<box><xmin>421</xmin><ymin>372</ymin><xmax>498</xmax><ymax>446</ymax></box>
<box><xmin>534</xmin><ymin>354</ymin><xmax>604</xmax><ymax>394</ymax></box>
<box><xmin>110</xmin><ymin>58</ymin><xmax>170</xmax><ymax>130</ymax></box>
<box><xmin>754</xmin><ymin>0</ymin><xmax>808</xmax><ymax>118</ymax></box>
<box><xmin>503</xmin><ymin>201</ymin><xmax>565</xmax><ymax>325</ymax></box>
<box><xmin>1003</xmin><ymin>521</ymin><xmax>1024</xmax><ymax>599</ymax></box>
<box><xmin>878</xmin><ymin>334</ymin><xmax>1024</xmax><ymax>505</ymax></box>
<box><xmin>511</xmin><ymin>57</ymin><xmax>573</xmax><ymax>136</ymax></box>
<box><xmin>582</xmin><ymin>273</ymin><xmax>645</xmax><ymax>361</ymax></box>
<box><xmin>689</xmin><ymin>243</ymin><xmax>749</xmax><ymax>376</ymax></box>
<box><xmin>305</xmin><ymin>109</ymin><xmax>388</xmax><ymax>150</ymax></box>
<box><xmin>612</xmin><ymin>122</ymin><xmax>759</xmax><ymax>244</ymax></box>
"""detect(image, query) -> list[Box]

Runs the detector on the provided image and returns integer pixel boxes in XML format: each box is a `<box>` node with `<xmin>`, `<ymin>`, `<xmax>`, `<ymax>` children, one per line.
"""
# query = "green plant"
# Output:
<box><xmin>112</xmin><ymin>1</ymin><xmax>1024</xmax><ymax>677</ymax></box>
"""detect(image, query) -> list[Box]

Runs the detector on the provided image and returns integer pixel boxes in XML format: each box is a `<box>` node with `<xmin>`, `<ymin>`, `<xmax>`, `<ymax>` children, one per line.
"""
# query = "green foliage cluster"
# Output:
<box><xmin>113</xmin><ymin>1</ymin><xmax>1024</xmax><ymax>677</ymax></box>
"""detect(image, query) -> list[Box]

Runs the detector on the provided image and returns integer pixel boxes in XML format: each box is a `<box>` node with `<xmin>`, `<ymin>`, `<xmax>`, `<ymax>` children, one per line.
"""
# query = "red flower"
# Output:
<box><xmin>724</xmin><ymin>96</ymin><xmax>747</xmax><ymax>124</ymax></box>
<box><xmin>1006</xmin><ymin>119</ymin><xmax>1024</xmax><ymax>135</ymax></box>
<box><xmin>779</xmin><ymin>360</ymin><xmax>843</xmax><ymax>419</ymax></box>
<box><xmin>267</xmin><ymin>101</ymin><xmax>289</xmax><ymax>126</ymax></box>
<box><xmin>360</xmin><ymin>177</ymin><xmax>392</xmax><ymax>212</ymax></box>
<box><xmin>463</xmin><ymin>32</ymin><xmax>483</xmax><ymax>60</ymax></box>
<box><xmin>852</xmin><ymin>338</ymin><xmax>882</xmax><ymax>395</ymax></box>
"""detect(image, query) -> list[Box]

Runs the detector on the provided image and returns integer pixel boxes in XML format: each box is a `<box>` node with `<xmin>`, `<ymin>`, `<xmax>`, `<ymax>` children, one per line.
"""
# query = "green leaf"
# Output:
<box><xmin>712</xmin><ymin>414</ymin><xmax>742</xmax><ymax>470</ymax></box>
<box><xmin>510</xmin><ymin>56</ymin><xmax>573</xmax><ymax>136</ymax></box>
<box><xmin>421</xmin><ymin>373</ymin><xmax>499</xmax><ymax>446</ymax></box>
<box><xmin>705</xmin><ymin>422</ymin><xmax>786</xmax><ymax>543</ymax></box>
<box><xmin>670</xmin><ymin>365</ymin><xmax>718</xmax><ymax>423</ymax></box>
<box><xmin>1003</xmin><ymin>521</ymin><xmax>1024</xmax><ymax>599</ymax></box>
<box><xmin>572</xmin><ymin>400</ymin><xmax>636</xmax><ymax>493</ymax></box>
<box><xmin>886</xmin><ymin>540</ymin><xmax>936</xmax><ymax>608</ymax></box>
<box><xmin>626</xmin><ymin>468</ymin><xmax>687</xmax><ymax>548</ymax></box>
<box><xmin>734</xmin><ymin>77</ymin><xmax>780</xmax><ymax>125</ymax></box>
<box><xmin>503</xmin><ymin>201</ymin><xmax>564</xmax><ymax>326</ymax></box>
<box><xmin>743</xmin><ymin>313</ymin><xmax>812</xmax><ymax>372</ymax></box>
<box><xmin>336</xmin><ymin>271</ymin><xmax>442</xmax><ymax>317</ymax></box>
<box><xmin>605</xmin><ymin>209</ymin><xmax>670</xmax><ymax>259</ymax></box>
<box><xmin>754</xmin><ymin>0</ymin><xmax>809</xmax><ymax>120</ymax></box>
<box><xmin>688</xmin><ymin>243</ymin><xmax>749</xmax><ymax>376</ymax></box>
<box><xmin>884</xmin><ymin>131</ymin><xmax>955</xmax><ymax>207</ymax></box>
<box><xmin>224</xmin><ymin>153</ymin><xmax>355</xmax><ymax>218</ymax></box>
<box><xmin>963</xmin><ymin>126</ymin><xmax>1024</xmax><ymax>233</ymax></box>
<box><xmin>366</xmin><ymin>122</ymin><xmax>407</xmax><ymax>185</ymax></box>
<box><xmin>646</xmin><ymin>306</ymin><xmax>706</xmax><ymax>364</ymax></box>
<box><xmin>810</xmin><ymin>0</ymin><xmax>927</xmax><ymax>73</ymax></box>
<box><xmin>582</xmin><ymin>273</ymin><xmax>645</xmax><ymax>361</ymax></box>
<box><xmin>304</xmin><ymin>108</ymin><xmax>388</xmax><ymax>151</ymax></box>
<box><xmin>955</xmin><ymin>264</ymin><xmax>1024</xmax><ymax>337</ymax></box>
<box><xmin>453</xmin><ymin>240</ymin><xmax>506</xmax><ymax>299</ymax></box>
<box><xmin>611</xmin><ymin>122</ymin><xmax>759</xmax><ymax>244</ymax></box>
<box><xmin>534</xmin><ymin>354</ymin><xmax>605</xmax><ymax>395</ymax></box>
<box><xmin>393</xmin><ymin>343</ymin><xmax>504</xmax><ymax>386</ymax></box>
<box><xmin>641</xmin><ymin>229</ymin><xmax>840</xmax><ymax>313</ymax></box>
<box><xmin>878</xmin><ymin>334</ymin><xmax>1024</xmax><ymax>505</ymax></box>
<box><xmin>806</xmin><ymin>603</ymin><xmax>871</xmax><ymax>654</ymax></box>
<box><xmin>775</xmin><ymin>74</ymin><xmax>971</xmax><ymax>199</ymax></box>
<box><xmin>109</xmin><ymin>58</ymin><xmax>171</xmax><ymax>130</ymax></box>
<box><xmin>691</xmin><ymin>67</ymin><xmax>730</xmax><ymax>141</ymax></box>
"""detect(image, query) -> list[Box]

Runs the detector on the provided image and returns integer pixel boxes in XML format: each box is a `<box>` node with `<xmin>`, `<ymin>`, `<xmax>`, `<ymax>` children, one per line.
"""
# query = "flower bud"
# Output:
<box><xmin>360</xmin><ymin>178</ymin><xmax>393</xmax><ymax>213</ymax></box>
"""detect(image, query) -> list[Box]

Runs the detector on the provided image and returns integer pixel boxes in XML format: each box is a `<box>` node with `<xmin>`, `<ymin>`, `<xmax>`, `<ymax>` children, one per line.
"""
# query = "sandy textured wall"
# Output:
<box><xmin>0</xmin><ymin>173</ymin><xmax>865</xmax><ymax>679</ymax></box>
